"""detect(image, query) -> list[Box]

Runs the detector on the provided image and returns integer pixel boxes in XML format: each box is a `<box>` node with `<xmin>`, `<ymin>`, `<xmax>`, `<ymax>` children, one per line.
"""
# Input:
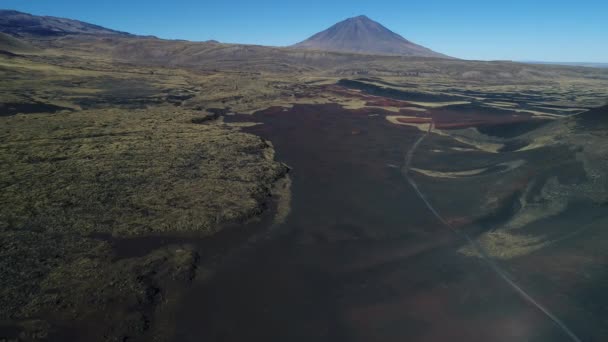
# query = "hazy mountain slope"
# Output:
<box><xmin>42</xmin><ymin>35</ymin><xmax>608</xmax><ymax>86</ymax></box>
<box><xmin>0</xmin><ymin>9</ymin><xmax>131</xmax><ymax>37</ymax></box>
<box><xmin>0</xmin><ymin>32</ymin><xmax>37</xmax><ymax>52</ymax></box>
<box><xmin>293</xmin><ymin>15</ymin><xmax>449</xmax><ymax>58</ymax></box>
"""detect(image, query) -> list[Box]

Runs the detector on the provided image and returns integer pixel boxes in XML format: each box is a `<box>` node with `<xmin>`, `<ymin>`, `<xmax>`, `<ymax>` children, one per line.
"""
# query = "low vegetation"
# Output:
<box><xmin>0</xmin><ymin>107</ymin><xmax>288</xmax><ymax>237</ymax></box>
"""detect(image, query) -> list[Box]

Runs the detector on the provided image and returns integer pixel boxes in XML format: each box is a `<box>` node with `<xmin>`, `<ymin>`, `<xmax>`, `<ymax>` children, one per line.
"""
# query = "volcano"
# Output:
<box><xmin>292</xmin><ymin>15</ymin><xmax>450</xmax><ymax>58</ymax></box>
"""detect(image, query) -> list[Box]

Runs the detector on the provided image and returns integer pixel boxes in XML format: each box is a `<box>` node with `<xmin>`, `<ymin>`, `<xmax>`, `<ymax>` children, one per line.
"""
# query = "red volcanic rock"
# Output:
<box><xmin>318</xmin><ymin>87</ymin><xmax>549</xmax><ymax>133</ymax></box>
<box><xmin>445</xmin><ymin>216</ymin><xmax>474</xmax><ymax>228</ymax></box>
<box><xmin>396</xmin><ymin>117</ymin><xmax>433</xmax><ymax>124</ymax></box>
<box><xmin>434</xmin><ymin>120</ymin><xmax>492</xmax><ymax>129</ymax></box>
<box><xmin>366</xmin><ymin>98</ymin><xmax>411</xmax><ymax>108</ymax></box>
<box><xmin>433</xmin><ymin>117</ymin><xmax>536</xmax><ymax>130</ymax></box>
<box><xmin>429</xmin><ymin>107</ymin><xmax>538</xmax><ymax>130</ymax></box>
<box><xmin>399</xmin><ymin>108</ymin><xmax>427</xmax><ymax>114</ymax></box>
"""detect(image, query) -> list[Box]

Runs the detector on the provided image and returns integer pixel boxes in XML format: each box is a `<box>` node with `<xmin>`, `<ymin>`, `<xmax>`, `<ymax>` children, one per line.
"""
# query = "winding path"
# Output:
<box><xmin>402</xmin><ymin>122</ymin><xmax>582</xmax><ymax>342</ymax></box>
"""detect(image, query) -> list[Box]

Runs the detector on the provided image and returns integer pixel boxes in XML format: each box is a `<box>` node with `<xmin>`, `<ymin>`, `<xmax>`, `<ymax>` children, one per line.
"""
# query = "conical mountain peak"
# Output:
<box><xmin>293</xmin><ymin>15</ymin><xmax>450</xmax><ymax>58</ymax></box>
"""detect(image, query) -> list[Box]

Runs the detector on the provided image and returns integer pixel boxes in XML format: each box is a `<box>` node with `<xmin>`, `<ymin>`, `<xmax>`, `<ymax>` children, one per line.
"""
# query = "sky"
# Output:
<box><xmin>2</xmin><ymin>0</ymin><xmax>607</xmax><ymax>62</ymax></box>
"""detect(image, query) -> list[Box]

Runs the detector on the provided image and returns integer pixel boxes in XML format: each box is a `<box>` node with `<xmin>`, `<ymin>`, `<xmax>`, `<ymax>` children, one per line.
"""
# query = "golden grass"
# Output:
<box><xmin>0</xmin><ymin>106</ymin><xmax>288</xmax><ymax>237</ymax></box>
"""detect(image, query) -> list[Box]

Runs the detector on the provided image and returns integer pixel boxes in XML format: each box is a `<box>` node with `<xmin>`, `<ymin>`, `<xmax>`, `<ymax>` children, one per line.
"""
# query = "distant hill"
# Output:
<box><xmin>0</xmin><ymin>9</ymin><xmax>131</xmax><ymax>37</ymax></box>
<box><xmin>523</xmin><ymin>61</ymin><xmax>608</xmax><ymax>69</ymax></box>
<box><xmin>292</xmin><ymin>15</ymin><xmax>450</xmax><ymax>58</ymax></box>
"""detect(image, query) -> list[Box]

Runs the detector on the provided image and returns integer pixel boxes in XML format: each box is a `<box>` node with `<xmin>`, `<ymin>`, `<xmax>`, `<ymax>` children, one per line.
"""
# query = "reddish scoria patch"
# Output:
<box><xmin>323</xmin><ymin>86</ymin><xmax>547</xmax><ymax>132</ymax></box>
<box><xmin>430</xmin><ymin>108</ymin><xmax>538</xmax><ymax>130</ymax></box>
<box><xmin>445</xmin><ymin>216</ymin><xmax>475</xmax><ymax>228</ymax></box>
<box><xmin>396</xmin><ymin>117</ymin><xmax>433</xmax><ymax>124</ymax></box>
<box><xmin>323</xmin><ymin>85</ymin><xmax>419</xmax><ymax>110</ymax></box>
<box><xmin>387</xmin><ymin>107</ymin><xmax>544</xmax><ymax>131</ymax></box>
<box><xmin>365</xmin><ymin>98</ymin><xmax>412</xmax><ymax>108</ymax></box>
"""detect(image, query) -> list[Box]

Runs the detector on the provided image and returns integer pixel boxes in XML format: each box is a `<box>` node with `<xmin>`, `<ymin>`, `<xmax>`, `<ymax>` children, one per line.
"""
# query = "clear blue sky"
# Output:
<box><xmin>2</xmin><ymin>0</ymin><xmax>607</xmax><ymax>62</ymax></box>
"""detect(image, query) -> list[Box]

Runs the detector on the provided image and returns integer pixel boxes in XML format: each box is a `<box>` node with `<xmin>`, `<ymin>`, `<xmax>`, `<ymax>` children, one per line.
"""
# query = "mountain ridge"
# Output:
<box><xmin>0</xmin><ymin>9</ymin><xmax>131</xmax><ymax>37</ymax></box>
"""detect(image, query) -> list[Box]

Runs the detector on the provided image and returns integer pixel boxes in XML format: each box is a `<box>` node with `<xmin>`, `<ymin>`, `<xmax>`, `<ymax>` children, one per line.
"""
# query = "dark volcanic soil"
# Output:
<box><xmin>171</xmin><ymin>104</ymin><xmax>581</xmax><ymax>342</ymax></box>
<box><xmin>0</xmin><ymin>102</ymin><xmax>70</xmax><ymax>116</ymax></box>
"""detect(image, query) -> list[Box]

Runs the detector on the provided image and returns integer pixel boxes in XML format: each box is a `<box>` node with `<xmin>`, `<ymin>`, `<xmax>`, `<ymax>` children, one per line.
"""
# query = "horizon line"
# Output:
<box><xmin>2</xmin><ymin>8</ymin><xmax>607</xmax><ymax>64</ymax></box>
